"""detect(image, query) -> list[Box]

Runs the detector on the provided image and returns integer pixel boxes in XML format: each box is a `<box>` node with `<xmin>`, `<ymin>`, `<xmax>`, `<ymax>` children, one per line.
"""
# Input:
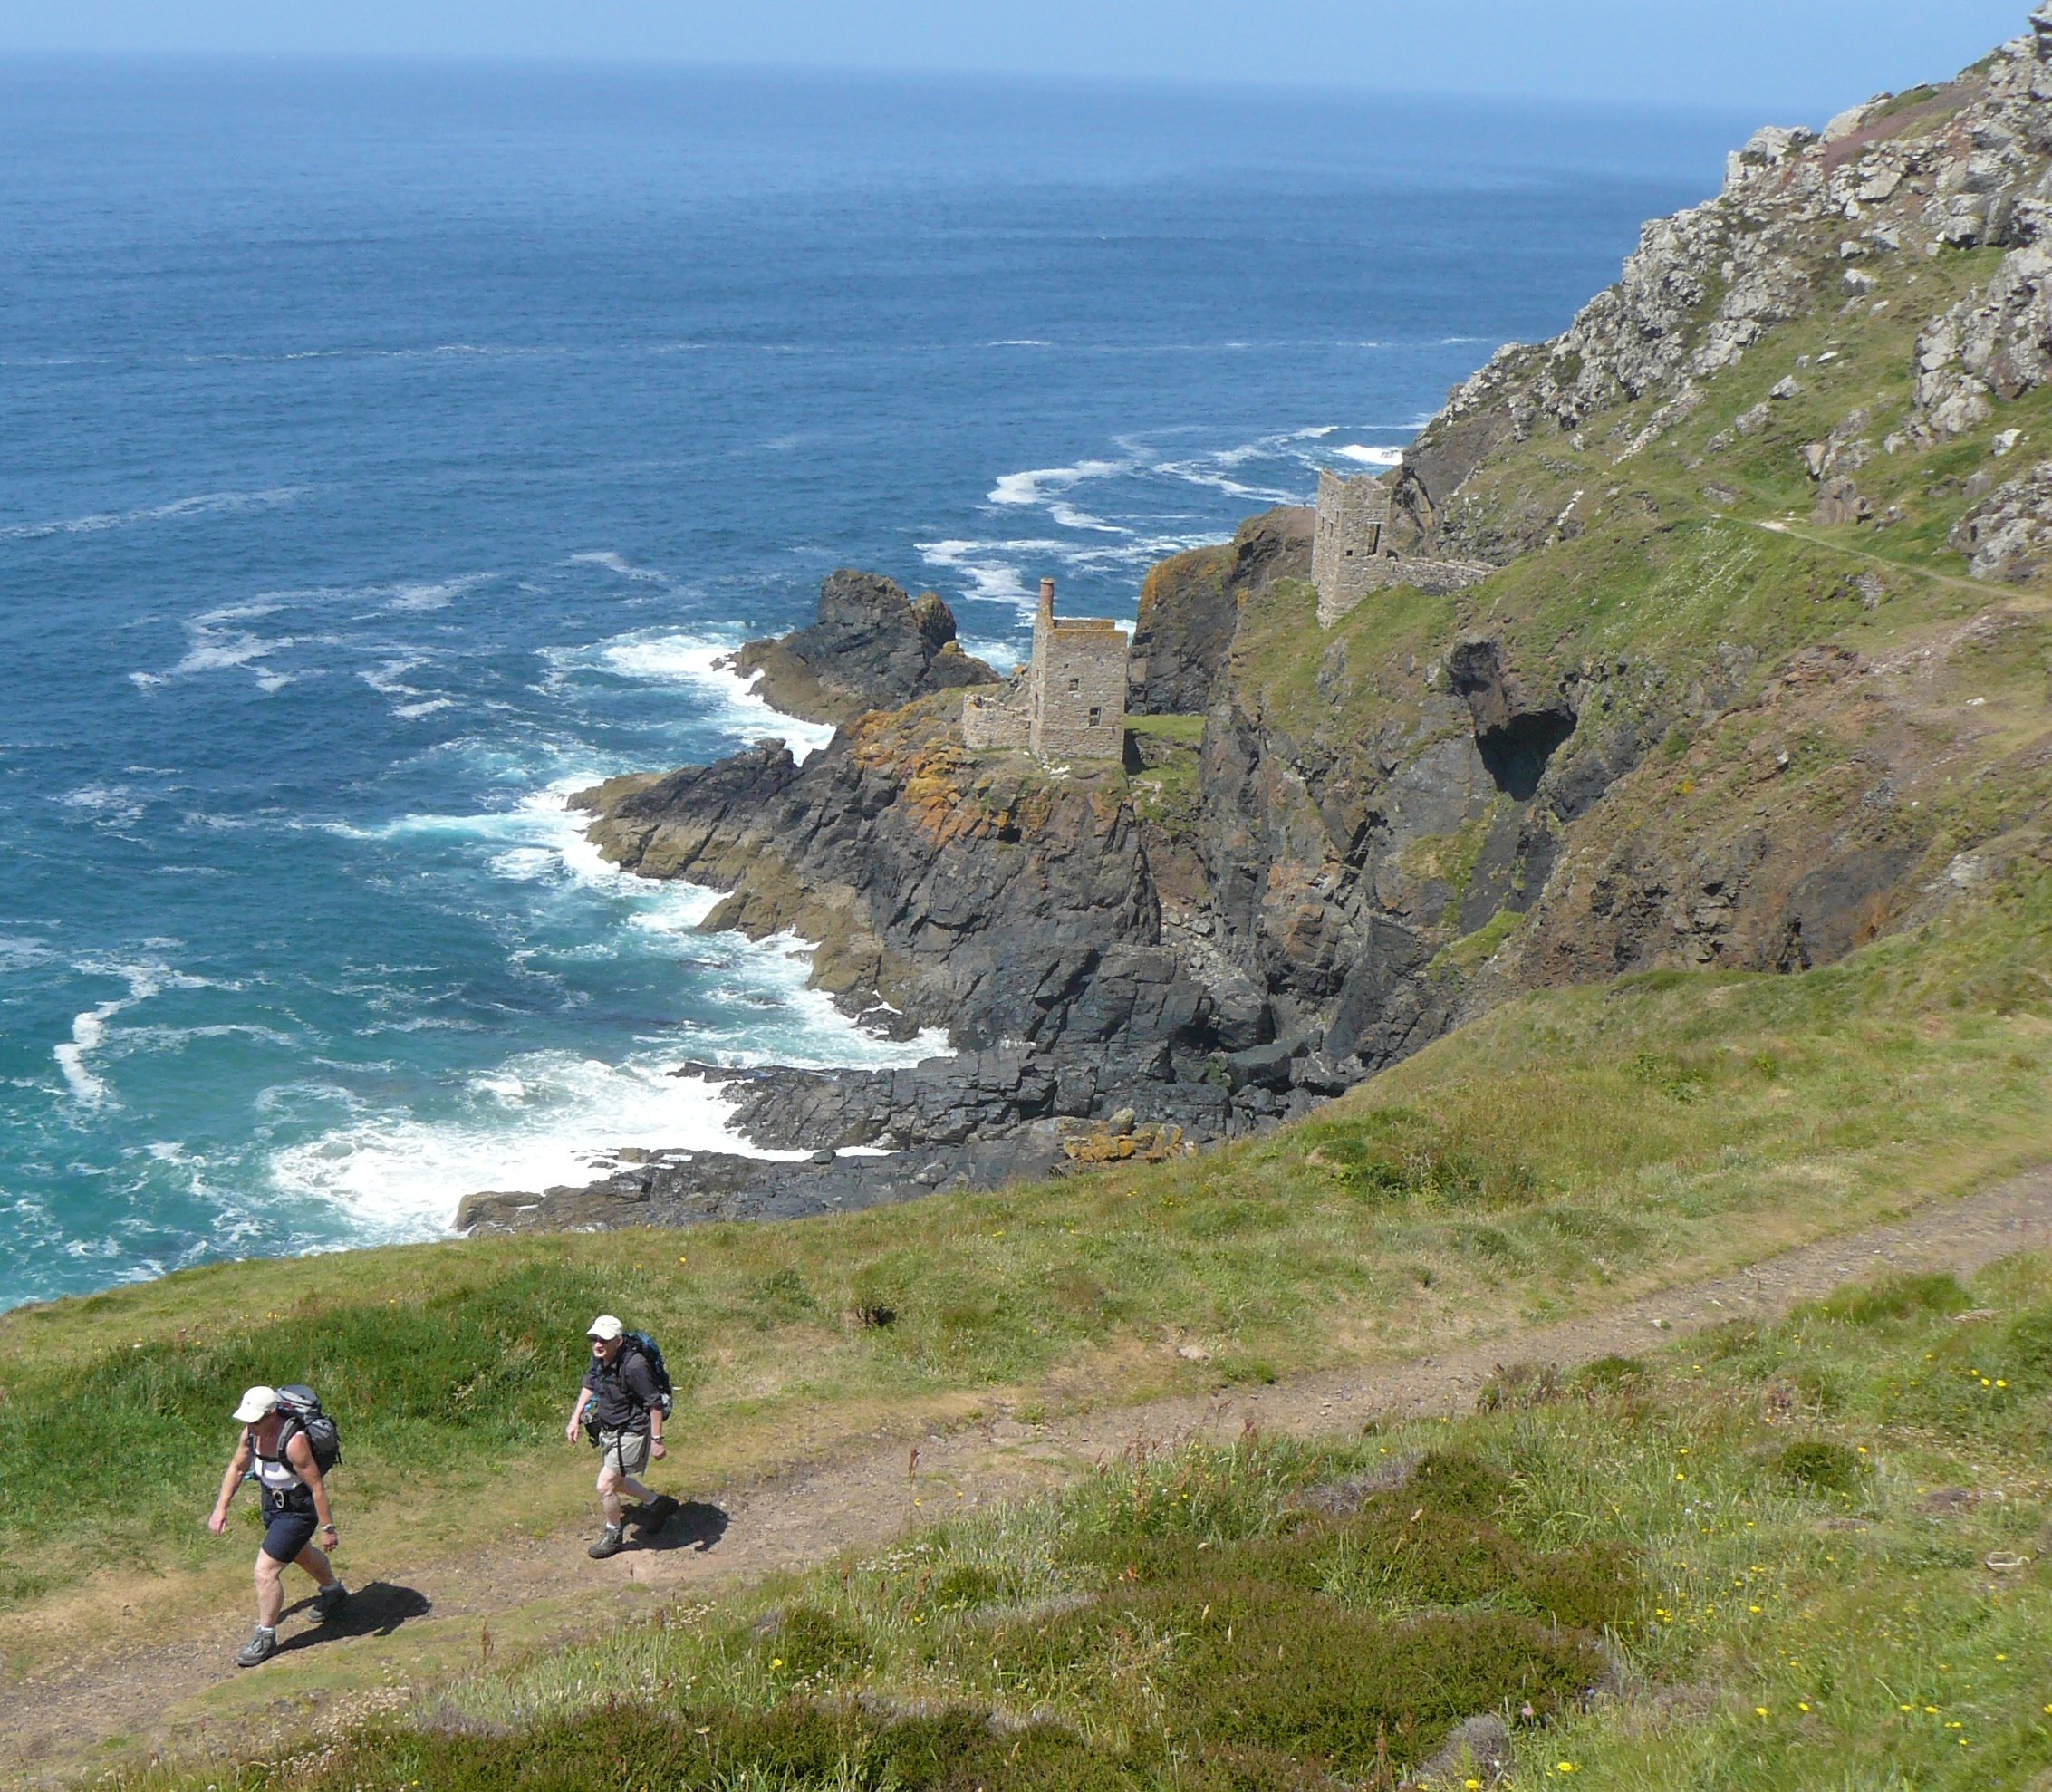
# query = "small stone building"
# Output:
<box><xmin>1310</xmin><ymin>467</ymin><xmax>1498</xmax><ymax>627</ymax></box>
<box><xmin>961</xmin><ymin>578</ymin><xmax>1129</xmax><ymax>761</ymax></box>
<box><xmin>1311</xmin><ymin>468</ymin><xmax>1394</xmax><ymax>626</ymax></box>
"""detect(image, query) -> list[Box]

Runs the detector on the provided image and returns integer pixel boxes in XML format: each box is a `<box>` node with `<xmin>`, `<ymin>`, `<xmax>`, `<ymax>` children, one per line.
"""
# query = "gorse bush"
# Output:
<box><xmin>1771</xmin><ymin>1438</ymin><xmax>1866</xmax><ymax>1495</ymax></box>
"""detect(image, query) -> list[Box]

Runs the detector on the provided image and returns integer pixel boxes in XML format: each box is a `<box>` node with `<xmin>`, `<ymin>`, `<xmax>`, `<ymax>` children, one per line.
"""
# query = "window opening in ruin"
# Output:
<box><xmin>1088</xmin><ymin>706</ymin><xmax>1103</xmax><ymax>726</ymax></box>
<box><xmin>1067</xmin><ymin>676</ymin><xmax>1081</xmax><ymax>691</ymax></box>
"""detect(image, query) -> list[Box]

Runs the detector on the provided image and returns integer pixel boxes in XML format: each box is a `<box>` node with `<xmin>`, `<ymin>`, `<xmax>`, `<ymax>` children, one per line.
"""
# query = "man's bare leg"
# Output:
<box><xmin>293</xmin><ymin>1541</ymin><xmax>338</xmax><ymax>1590</ymax></box>
<box><xmin>255</xmin><ymin>1552</ymin><xmax>288</xmax><ymax>1629</ymax></box>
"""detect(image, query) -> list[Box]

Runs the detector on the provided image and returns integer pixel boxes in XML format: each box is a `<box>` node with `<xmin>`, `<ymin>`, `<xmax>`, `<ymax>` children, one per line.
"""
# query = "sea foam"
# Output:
<box><xmin>53</xmin><ymin>958</ymin><xmax>211</xmax><ymax>1109</ymax></box>
<box><xmin>274</xmin><ymin>777</ymin><xmax>942</xmax><ymax>1237</ymax></box>
<box><xmin>587</xmin><ymin>630</ymin><xmax>837</xmax><ymax>761</ymax></box>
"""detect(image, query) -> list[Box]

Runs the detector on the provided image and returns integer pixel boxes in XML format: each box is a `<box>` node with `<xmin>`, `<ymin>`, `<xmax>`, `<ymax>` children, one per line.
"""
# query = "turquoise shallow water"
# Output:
<box><xmin>0</xmin><ymin>58</ymin><xmax>1749</xmax><ymax>1307</ymax></box>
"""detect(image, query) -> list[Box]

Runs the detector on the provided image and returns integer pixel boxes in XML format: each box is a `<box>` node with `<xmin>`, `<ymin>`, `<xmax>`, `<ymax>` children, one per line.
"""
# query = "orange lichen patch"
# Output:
<box><xmin>1061</xmin><ymin>1122</ymin><xmax>1190</xmax><ymax>1165</ymax></box>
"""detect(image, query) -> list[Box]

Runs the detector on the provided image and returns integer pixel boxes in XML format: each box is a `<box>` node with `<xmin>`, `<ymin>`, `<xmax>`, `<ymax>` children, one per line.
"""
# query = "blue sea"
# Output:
<box><xmin>0</xmin><ymin>57</ymin><xmax>1750</xmax><ymax>1308</ymax></box>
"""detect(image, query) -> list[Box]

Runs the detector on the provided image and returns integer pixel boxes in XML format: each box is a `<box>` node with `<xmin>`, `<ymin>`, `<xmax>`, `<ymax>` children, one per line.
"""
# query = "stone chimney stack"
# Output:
<box><xmin>1038</xmin><ymin>576</ymin><xmax>1055</xmax><ymax>611</ymax></box>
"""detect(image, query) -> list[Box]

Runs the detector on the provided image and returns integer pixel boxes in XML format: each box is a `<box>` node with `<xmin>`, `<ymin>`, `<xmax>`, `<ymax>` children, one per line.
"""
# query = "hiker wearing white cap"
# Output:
<box><xmin>565</xmin><ymin>1315</ymin><xmax>675</xmax><ymax>1558</ymax></box>
<box><xmin>207</xmin><ymin>1385</ymin><xmax>347</xmax><ymax>1666</ymax></box>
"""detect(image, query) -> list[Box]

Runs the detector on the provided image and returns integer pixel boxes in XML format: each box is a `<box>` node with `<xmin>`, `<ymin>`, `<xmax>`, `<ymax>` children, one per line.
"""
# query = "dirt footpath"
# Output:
<box><xmin>5</xmin><ymin>1170</ymin><xmax>2047</xmax><ymax>1785</ymax></box>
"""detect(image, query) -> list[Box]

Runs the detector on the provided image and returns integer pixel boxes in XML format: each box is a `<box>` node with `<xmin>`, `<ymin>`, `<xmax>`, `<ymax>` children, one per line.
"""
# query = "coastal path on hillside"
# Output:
<box><xmin>1746</xmin><ymin>515</ymin><xmax>1996</xmax><ymax>598</ymax></box>
<box><xmin>4</xmin><ymin>1169</ymin><xmax>2048</xmax><ymax>1785</ymax></box>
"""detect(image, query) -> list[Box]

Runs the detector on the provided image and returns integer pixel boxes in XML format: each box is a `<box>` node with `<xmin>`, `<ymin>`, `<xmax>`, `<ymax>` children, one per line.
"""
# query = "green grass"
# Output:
<box><xmin>1127</xmin><ymin>713</ymin><xmax>1207</xmax><ymax>837</ymax></box>
<box><xmin>108</xmin><ymin>1252</ymin><xmax>2052</xmax><ymax>1790</ymax></box>
<box><xmin>1431</xmin><ymin>907</ymin><xmax>1526</xmax><ymax>980</ymax></box>
<box><xmin>1126</xmin><ymin>714</ymin><xmax>1207</xmax><ymax>747</ymax></box>
<box><xmin>5</xmin><ymin>854</ymin><xmax>2050</xmax><ymax>1616</ymax></box>
<box><xmin>15</xmin><ymin>106</ymin><xmax>2052</xmax><ymax>1778</ymax></box>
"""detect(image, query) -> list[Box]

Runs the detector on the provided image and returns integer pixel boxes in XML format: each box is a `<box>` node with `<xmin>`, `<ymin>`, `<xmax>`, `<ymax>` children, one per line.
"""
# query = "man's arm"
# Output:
<box><xmin>628</xmin><ymin>1357</ymin><xmax>665</xmax><ymax>1453</ymax></box>
<box><xmin>286</xmin><ymin>1431</ymin><xmax>337</xmax><ymax>1542</ymax></box>
<box><xmin>207</xmin><ymin>1432</ymin><xmax>254</xmax><ymax>1534</ymax></box>
<box><xmin>565</xmin><ymin>1383</ymin><xmax>593</xmax><ymax>1443</ymax></box>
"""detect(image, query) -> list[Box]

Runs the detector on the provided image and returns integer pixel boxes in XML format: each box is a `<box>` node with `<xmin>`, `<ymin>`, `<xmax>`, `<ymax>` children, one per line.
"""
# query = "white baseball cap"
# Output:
<box><xmin>234</xmin><ymin>1385</ymin><xmax>280</xmax><ymax>1423</ymax></box>
<box><xmin>586</xmin><ymin>1314</ymin><xmax>625</xmax><ymax>1341</ymax></box>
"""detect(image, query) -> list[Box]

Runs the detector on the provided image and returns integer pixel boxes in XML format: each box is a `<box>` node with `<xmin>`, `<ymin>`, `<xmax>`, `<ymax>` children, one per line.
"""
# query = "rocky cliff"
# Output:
<box><xmin>1127</xmin><ymin>506</ymin><xmax>1312</xmax><ymax>714</ymax></box>
<box><xmin>729</xmin><ymin>569</ymin><xmax>996</xmax><ymax>726</ymax></box>
<box><xmin>530</xmin><ymin>21</ymin><xmax>2052</xmax><ymax>1229</ymax></box>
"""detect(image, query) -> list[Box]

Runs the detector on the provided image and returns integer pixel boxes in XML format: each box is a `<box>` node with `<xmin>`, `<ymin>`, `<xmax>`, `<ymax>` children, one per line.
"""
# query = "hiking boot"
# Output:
<box><xmin>316</xmin><ymin>1582</ymin><xmax>350</xmax><ymax>1621</ymax></box>
<box><xmin>637</xmin><ymin>1494</ymin><xmax>679</xmax><ymax>1532</ymax></box>
<box><xmin>588</xmin><ymin>1524</ymin><xmax>628</xmax><ymax>1560</ymax></box>
<box><xmin>236</xmin><ymin>1625</ymin><xmax>278</xmax><ymax>1668</ymax></box>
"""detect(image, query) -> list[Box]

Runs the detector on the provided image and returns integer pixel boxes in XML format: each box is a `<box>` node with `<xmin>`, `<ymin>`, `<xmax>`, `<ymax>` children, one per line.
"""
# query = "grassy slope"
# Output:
<box><xmin>111</xmin><ymin>1257</ymin><xmax>2052</xmax><ymax>1790</ymax></box>
<box><xmin>1192</xmin><ymin>226</ymin><xmax>2052</xmax><ymax>1049</ymax></box>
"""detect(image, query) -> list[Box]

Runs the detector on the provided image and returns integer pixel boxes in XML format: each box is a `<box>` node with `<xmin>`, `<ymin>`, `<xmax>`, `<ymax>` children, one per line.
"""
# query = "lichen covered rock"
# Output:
<box><xmin>1951</xmin><ymin>458</ymin><xmax>2052</xmax><ymax>578</ymax></box>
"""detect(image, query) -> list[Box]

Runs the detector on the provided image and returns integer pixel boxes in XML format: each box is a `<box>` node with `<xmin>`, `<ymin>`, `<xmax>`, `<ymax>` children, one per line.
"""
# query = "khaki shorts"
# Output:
<box><xmin>596</xmin><ymin>1427</ymin><xmax>650</xmax><ymax>1479</ymax></box>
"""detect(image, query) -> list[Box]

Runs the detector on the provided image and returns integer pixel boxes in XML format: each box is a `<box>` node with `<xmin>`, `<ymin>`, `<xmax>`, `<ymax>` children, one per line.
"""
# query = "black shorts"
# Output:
<box><xmin>260</xmin><ymin>1498</ymin><xmax>319</xmax><ymax>1564</ymax></box>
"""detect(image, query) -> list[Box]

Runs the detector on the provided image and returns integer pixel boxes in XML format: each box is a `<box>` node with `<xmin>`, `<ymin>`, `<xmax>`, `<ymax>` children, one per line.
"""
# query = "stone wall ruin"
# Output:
<box><xmin>1312</xmin><ymin>468</ymin><xmax>1497</xmax><ymax>626</ymax></box>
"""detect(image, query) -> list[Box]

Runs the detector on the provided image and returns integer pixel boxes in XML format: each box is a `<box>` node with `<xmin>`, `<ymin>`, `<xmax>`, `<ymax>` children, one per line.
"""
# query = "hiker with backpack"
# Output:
<box><xmin>207</xmin><ymin>1385</ymin><xmax>348</xmax><ymax>1666</ymax></box>
<box><xmin>565</xmin><ymin>1314</ymin><xmax>677</xmax><ymax>1558</ymax></box>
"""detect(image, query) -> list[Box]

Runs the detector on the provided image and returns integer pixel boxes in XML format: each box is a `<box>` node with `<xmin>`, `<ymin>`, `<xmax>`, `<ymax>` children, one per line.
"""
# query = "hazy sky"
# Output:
<box><xmin>0</xmin><ymin>2</ymin><xmax>2028</xmax><ymax>115</ymax></box>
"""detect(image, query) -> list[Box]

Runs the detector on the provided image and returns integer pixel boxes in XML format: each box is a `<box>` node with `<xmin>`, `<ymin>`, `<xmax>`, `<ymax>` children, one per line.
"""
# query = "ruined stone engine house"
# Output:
<box><xmin>1311</xmin><ymin>468</ymin><xmax>1498</xmax><ymax>627</ymax></box>
<box><xmin>962</xmin><ymin>578</ymin><xmax>1129</xmax><ymax>761</ymax></box>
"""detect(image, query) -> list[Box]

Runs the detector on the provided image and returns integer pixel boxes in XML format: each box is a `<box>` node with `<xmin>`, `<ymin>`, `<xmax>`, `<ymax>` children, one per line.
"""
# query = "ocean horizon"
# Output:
<box><xmin>0</xmin><ymin>56</ymin><xmax>1757</xmax><ymax>1309</ymax></box>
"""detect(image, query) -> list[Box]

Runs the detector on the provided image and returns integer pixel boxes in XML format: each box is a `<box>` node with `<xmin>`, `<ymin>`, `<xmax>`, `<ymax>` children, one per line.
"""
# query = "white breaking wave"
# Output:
<box><xmin>568</xmin><ymin>550</ymin><xmax>671</xmax><ymax>584</ymax></box>
<box><xmin>271</xmin><ymin>783</ymin><xmax>943</xmax><ymax>1238</ymax></box>
<box><xmin>53</xmin><ymin>957</ymin><xmax>212</xmax><ymax>1109</ymax></box>
<box><xmin>1336</xmin><ymin>444</ymin><xmax>1404</xmax><ymax>467</ymax></box>
<box><xmin>917</xmin><ymin>531</ymin><xmax>1219</xmax><ymax>619</ymax></box>
<box><xmin>915</xmin><ymin>537</ymin><xmax>1069</xmax><ymax>610</ymax></box>
<box><xmin>988</xmin><ymin>460</ymin><xmax>1132</xmax><ymax>535</ymax></box>
<box><xmin>57</xmin><ymin>784</ymin><xmax>148</xmax><ymax>829</ymax></box>
<box><xmin>585</xmin><ymin>629</ymin><xmax>837</xmax><ymax>761</ymax></box>
<box><xmin>130</xmin><ymin>573</ymin><xmax>493</xmax><ymax>693</ymax></box>
<box><xmin>381</xmin><ymin>575</ymin><xmax>491</xmax><ymax>613</ymax></box>
<box><xmin>265</xmin><ymin>1055</ymin><xmax>780</xmax><ymax>1239</ymax></box>
<box><xmin>0</xmin><ymin>935</ymin><xmax>58</xmax><ymax>975</ymax></box>
<box><xmin>360</xmin><ymin>656</ymin><xmax>426</xmax><ymax>696</ymax></box>
<box><xmin>960</xmin><ymin>636</ymin><xmax>1023</xmax><ymax>673</ymax></box>
<box><xmin>130</xmin><ymin>621</ymin><xmax>300</xmax><ymax>692</ymax></box>
<box><xmin>0</xmin><ymin>486</ymin><xmax>305</xmax><ymax>544</ymax></box>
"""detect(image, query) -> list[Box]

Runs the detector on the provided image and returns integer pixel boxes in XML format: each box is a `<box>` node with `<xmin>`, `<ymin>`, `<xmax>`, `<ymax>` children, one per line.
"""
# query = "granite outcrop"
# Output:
<box><xmin>730</xmin><ymin>569</ymin><xmax>996</xmax><ymax>726</ymax></box>
<box><xmin>1127</xmin><ymin>506</ymin><xmax>1311</xmax><ymax>714</ymax></box>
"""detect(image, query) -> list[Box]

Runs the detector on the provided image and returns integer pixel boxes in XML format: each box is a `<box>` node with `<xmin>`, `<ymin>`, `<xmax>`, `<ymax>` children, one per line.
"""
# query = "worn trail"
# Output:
<box><xmin>5</xmin><ymin>1171</ymin><xmax>2048</xmax><ymax>1785</ymax></box>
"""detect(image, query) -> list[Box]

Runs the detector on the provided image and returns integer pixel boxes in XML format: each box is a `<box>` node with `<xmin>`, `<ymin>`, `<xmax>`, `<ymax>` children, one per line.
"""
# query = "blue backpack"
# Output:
<box><xmin>622</xmin><ymin>1333</ymin><xmax>675</xmax><ymax>1418</ymax></box>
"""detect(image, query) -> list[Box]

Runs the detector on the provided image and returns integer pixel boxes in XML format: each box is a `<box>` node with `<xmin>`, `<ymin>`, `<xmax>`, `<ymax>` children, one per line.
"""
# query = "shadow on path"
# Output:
<box><xmin>277</xmin><ymin>1582</ymin><xmax>432</xmax><ymax>1652</ymax></box>
<box><xmin>634</xmin><ymin>1499</ymin><xmax>728</xmax><ymax>1554</ymax></box>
